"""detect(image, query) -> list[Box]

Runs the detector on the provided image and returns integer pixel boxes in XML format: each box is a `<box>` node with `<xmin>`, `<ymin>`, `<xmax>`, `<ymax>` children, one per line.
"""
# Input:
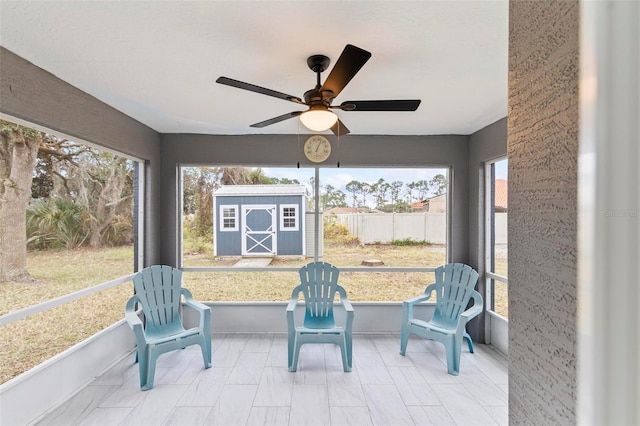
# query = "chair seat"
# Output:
<box><xmin>408</xmin><ymin>319</ymin><xmax>450</xmax><ymax>335</ymax></box>
<box><xmin>297</xmin><ymin>326</ymin><xmax>344</xmax><ymax>335</ymax></box>
<box><xmin>147</xmin><ymin>327</ymin><xmax>204</xmax><ymax>345</ymax></box>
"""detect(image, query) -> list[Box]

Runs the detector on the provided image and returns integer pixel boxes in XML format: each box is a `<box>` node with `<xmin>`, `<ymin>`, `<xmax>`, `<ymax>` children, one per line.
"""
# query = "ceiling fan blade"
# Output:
<box><xmin>330</xmin><ymin>118</ymin><xmax>350</xmax><ymax>136</ymax></box>
<box><xmin>216</xmin><ymin>77</ymin><xmax>304</xmax><ymax>104</ymax></box>
<box><xmin>320</xmin><ymin>45</ymin><xmax>372</xmax><ymax>99</ymax></box>
<box><xmin>250</xmin><ymin>111</ymin><xmax>303</xmax><ymax>128</ymax></box>
<box><xmin>339</xmin><ymin>100</ymin><xmax>421</xmax><ymax>111</ymax></box>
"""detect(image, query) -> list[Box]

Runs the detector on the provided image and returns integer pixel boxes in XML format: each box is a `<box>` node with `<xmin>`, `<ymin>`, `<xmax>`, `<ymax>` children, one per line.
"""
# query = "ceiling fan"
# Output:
<box><xmin>216</xmin><ymin>44</ymin><xmax>421</xmax><ymax>136</ymax></box>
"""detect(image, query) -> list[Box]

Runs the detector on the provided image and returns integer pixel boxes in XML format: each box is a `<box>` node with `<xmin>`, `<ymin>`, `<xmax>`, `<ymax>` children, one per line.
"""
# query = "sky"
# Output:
<box><xmin>262</xmin><ymin>166</ymin><xmax>448</xmax><ymax>196</ymax></box>
<box><xmin>264</xmin><ymin>158</ymin><xmax>507</xmax><ymax>194</ymax></box>
<box><xmin>494</xmin><ymin>158</ymin><xmax>508</xmax><ymax>179</ymax></box>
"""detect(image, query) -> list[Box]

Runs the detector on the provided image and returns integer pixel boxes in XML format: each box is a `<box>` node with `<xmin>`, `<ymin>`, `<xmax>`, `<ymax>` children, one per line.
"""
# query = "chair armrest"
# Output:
<box><xmin>286</xmin><ymin>297</ymin><xmax>299</xmax><ymax>313</ymax></box>
<box><xmin>181</xmin><ymin>288</ymin><xmax>211</xmax><ymax>334</ymax></box>
<box><xmin>404</xmin><ymin>283</ymin><xmax>437</xmax><ymax>307</ymax></box>
<box><xmin>402</xmin><ymin>284</ymin><xmax>438</xmax><ymax>329</ymax></box>
<box><xmin>455</xmin><ymin>290</ymin><xmax>484</xmax><ymax>336</ymax></box>
<box><xmin>336</xmin><ymin>286</ymin><xmax>354</xmax><ymax>334</ymax></box>
<box><xmin>182</xmin><ymin>288</ymin><xmax>209</xmax><ymax>312</ymax></box>
<box><xmin>125</xmin><ymin>295</ymin><xmax>142</xmax><ymax>326</ymax></box>
<box><xmin>287</xmin><ymin>286</ymin><xmax>302</xmax><ymax>333</ymax></box>
<box><xmin>343</xmin><ymin>297</ymin><xmax>354</xmax><ymax>335</ymax></box>
<box><xmin>403</xmin><ymin>294</ymin><xmax>431</xmax><ymax>306</ymax></box>
<box><xmin>125</xmin><ymin>296</ymin><xmax>146</xmax><ymax>343</ymax></box>
<box><xmin>341</xmin><ymin>297</ymin><xmax>354</xmax><ymax>313</ymax></box>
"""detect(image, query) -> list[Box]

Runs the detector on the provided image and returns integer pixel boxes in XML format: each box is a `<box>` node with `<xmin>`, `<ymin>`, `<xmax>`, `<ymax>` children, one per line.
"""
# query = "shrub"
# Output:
<box><xmin>391</xmin><ymin>238</ymin><xmax>432</xmax><ymax>246</ymax></box>
<box><xmin>323</xmin><ymin>220</ymin><xmax>360</xmax><ymax>245</ymax></box>
<box><xmin>27</xmin><ymin>198</ymin><xmax>88</xmax><ymax>249</ymax></box>
<box><xmin>183</xmin><ymin>215</ymin><xmax>213</xmax><ymax>254</ymax></box>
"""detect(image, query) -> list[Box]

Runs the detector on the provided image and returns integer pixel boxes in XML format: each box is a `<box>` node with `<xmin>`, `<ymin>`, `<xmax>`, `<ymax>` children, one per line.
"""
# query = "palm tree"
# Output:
<box><xmin>26</xmin><ymin>198</ymin><xmax>88</xmax><ymax>249</ymax></box>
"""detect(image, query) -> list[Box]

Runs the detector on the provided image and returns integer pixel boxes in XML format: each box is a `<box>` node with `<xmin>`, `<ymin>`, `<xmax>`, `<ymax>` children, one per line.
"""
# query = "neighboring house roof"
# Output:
<box><xmin>411</xmin><ymin>193</ymin><xmax>447</xmax><ymax>210</ymax></box>
<box><xmin>323</xmin><ymin>207</ymin><xmax>372</xmax><ymax>215</ymax></box>
<box><xmin>495</xmin><ymin>179</ymin><xmax>508</xmax><ymax>209</ymax></box>
<box><xmin>213</xmin><ymin>184</ymin><xmax>307</xmax><ymax>197</ymax></box>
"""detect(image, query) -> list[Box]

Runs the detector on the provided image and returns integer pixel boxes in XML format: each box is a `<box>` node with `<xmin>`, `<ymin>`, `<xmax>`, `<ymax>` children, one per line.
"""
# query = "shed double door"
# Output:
<box><xmin>241</xmin><ymin>205</ymin><xmax>277</xmax><ymax>256</ymax></box>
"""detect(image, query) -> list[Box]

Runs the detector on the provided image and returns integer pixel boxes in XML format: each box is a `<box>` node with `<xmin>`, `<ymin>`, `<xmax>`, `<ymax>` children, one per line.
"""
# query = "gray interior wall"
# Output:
<box><xmin>508</xmin><ymin>1</ymin><xmax>579</xmax><ymax>424</ymax></box>
<box><xmin>467</xmin><ymin>117</ymin><xmax>508</xmax><ymax>343</ymax></box>
<box><xmin>160</xmin><ymin>133</ymin><xmax>470</xmax><ymax>266</ymax></box>
<box><xmin>0</xmin><ymin>47</ymin><xmax>163</xmax><ymax>265</ymax></box>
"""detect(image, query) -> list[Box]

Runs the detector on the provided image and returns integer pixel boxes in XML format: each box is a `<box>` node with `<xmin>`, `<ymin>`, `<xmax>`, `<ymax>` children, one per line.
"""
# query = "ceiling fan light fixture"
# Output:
<box><xmin>300</xmin><ymin>109</ymin><xmax>338</xmax><ymax>132</ymax></box>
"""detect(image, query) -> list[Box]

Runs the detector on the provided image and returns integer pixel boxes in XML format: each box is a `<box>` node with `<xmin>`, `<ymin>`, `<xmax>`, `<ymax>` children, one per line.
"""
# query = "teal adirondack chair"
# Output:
<box><xmin>400</xmin><ymin>263</ymin><xmax>483</xmax><ymax>375</ymax></box>
<box><xmin>125</xmin><ymin>265</ymin><xmax>212</xmax><ymax>390</ymax></box>
<box><xmin>287</xmin><ymin>262</ymin><xmax>354</xmax><ymax>372</ymax></box>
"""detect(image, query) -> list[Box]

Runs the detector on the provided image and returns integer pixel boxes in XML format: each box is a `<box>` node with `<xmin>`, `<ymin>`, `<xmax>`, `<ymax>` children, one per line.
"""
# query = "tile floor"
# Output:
<box><xmin>36</xmin><ymin>334</ymin><xmax>508</xmax><ymax>426</ymax></box>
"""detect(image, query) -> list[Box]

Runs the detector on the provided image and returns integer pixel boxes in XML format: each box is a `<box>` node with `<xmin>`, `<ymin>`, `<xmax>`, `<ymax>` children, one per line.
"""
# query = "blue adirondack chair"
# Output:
<box><xmin>125</xmin><ymin>265</ymin><xmax>212</xmax><ymax>390</ymax></box>
<box><xmin>287</xmin><ymin>262</ymin><xmax>354</xmax><ymax>372</ymax></box>
<box><xmin>400</xmin><ymin>263</ymin><xmax>483</xmax><ymax>375</ymax></box>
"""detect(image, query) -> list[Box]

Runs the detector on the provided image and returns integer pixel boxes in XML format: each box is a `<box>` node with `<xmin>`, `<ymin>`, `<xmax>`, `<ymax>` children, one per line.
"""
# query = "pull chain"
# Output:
<box><xmin>297</xmin><ymin>120</ymin><xmax>300</xmax><ymax>168</ymax></box>
<box><xmin>337</xmin><ymin>121</ymin><xmax>341</xmax><ymax>168</ymax></box>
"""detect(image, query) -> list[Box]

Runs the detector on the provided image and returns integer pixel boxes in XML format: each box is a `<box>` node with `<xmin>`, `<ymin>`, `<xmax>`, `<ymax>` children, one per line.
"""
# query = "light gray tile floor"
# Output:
<box><xmin>36</xmin><ymin>334</ymin><xmax>508</xmax><ymax>426</ymax></box>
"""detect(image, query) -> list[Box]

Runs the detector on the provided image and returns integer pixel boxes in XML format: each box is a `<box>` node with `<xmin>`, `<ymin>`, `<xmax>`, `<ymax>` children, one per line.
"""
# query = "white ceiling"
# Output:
<box><xmin>0</xmin><ymin>1</ymin><xmax>508</xmax><ymax>136</ymax></box>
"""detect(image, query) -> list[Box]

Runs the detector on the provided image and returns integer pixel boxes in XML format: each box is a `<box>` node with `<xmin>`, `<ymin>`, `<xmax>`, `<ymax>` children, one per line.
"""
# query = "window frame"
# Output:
<box><xmin>220</xmin><ymin>205</ymin><xmax>239</xmax><ymax>232</ymax></box>
<box><xmin>280</xmin><ymin>204</ymin><xmax>299</xmax><ymax>231</ymax></box>
<box><xmin>484</xmin><ymin>157</ymin><xmax>508</xmax><ymax>319</ymax></box>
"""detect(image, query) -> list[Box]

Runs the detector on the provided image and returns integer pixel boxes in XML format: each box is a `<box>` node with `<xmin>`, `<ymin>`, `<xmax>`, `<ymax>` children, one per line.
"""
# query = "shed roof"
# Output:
<box><xmin>213</xmin><ymin>184</ymin><xmax>307</xmax><ymax>197</ymax></box>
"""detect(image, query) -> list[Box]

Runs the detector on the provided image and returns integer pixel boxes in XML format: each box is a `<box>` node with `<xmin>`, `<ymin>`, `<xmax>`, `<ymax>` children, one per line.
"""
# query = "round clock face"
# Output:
<box><xmin>304</xmin><ymin>135</ymin><xmax>331</xmax><ymax>163</ymax></box>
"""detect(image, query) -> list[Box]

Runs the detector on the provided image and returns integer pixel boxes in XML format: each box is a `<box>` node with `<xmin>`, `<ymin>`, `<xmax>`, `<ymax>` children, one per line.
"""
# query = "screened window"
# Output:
<box><xmin>220</xmin><ymin>206</ymin><xmax>238</xmax><ymax>231</ymax></box>
<box><xmin>280</xmin><ymin>205</ymin><xmax>298</xmax><ymax>231</ymax></box>
<box><xmin>0</xmin><ymin>118</ymin><xmax>144</xmax><ymax>383</ymax></box>
<box><xmin>179</xmin><ymin>165</ymin><xmax>449</xmax><ymax>303</ymax></box>
<box><xmin>486</xmin><ymin>157</ymin><xmax>508</xmax><ymax>318</ymax></box>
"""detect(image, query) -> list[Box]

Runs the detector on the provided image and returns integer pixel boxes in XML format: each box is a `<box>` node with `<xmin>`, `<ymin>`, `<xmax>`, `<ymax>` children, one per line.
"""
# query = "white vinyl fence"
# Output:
<box><xmin>331</xmin><ymin>212</ymin><xmax>507</xmax><ymax>245</ymax></box>
<box><xmin>331</xmin><ymin>213</ymin><xmax>446</xmax><ymax>244</ymax></box>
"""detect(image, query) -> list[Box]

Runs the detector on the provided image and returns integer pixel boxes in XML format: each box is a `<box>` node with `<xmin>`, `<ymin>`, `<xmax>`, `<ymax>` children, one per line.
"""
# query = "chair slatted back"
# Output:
<box><xmin>132</xmin><ymin>265</ymin><xmax>184</xmax><ymax>335</ymax></box>
<box><xmin>298</xmin><ymin>262</ymin><xmax>341</xmax><ymax>329</ymax></box>
<box><xmin>431</xmin><ymin>263</ymin><xmax>479</xmax><ymax>328</ymax></box>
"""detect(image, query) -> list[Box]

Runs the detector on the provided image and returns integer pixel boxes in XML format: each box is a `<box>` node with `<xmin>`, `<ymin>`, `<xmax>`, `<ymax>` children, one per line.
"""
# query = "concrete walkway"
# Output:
<box><xmin>233</xmin><ymin>257</ymin><xmax>273</xmax><ymax>267</ymax></box>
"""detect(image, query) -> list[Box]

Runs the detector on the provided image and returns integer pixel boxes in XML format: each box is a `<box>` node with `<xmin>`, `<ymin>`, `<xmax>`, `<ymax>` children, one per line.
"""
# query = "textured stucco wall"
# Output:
<box><xmin>508</xmin><ymin>1</ymin><xmax>579</xmax><ymax>424</ymax></box>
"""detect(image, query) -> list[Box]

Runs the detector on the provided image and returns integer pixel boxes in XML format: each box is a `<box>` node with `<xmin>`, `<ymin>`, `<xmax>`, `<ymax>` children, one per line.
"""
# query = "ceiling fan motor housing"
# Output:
<box><xmin>306</xmin><ymin>54</ymin><xmax>330</xmax><ymax>73</ymax></box>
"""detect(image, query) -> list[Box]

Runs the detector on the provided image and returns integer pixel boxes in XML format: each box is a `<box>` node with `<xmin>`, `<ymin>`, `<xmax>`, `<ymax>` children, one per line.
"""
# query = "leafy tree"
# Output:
<box><xmin>415</xmin><ymin>179</ymin><xmax>430</xmax><ymax>200</ymax></box>
<box><xmin>405</xmin><ymin>182</ymin><xmax>418</xmax><ymax>204</ymax></box>
<box><xmin>429</xmin><ymin>174</ymin><xmax>447</xmax><ymax>195</ymax></box>
<box><xmin>72</xmin><ymin>150</ymin><xmax>133</xmax><ymax>247</ymax></box>
<box><xmin>320</xmin><ymin>184</ymin><xmax>347</xmax><ymax>210</ymax></box>
<box><xmin>372</xmin><ymin>178</ymin><xmax>390</xmax><ymax>210</ymax></box>
<box><xmin>189</xmin><ymin>168</ymin><xmax>218</xmax><ymax>238</ymax></box>
<box><xmin>360</xmin><ymin>182</ymin><xmax>371</xmax><ymax>207</ymax></box>
<box><xmin>389</xmin><ymin>181</ymin><xmax>404</xmax><ymax>212</ymax></box>
<box><xmin>220</xmin><ymin>167</ymin><xmax>275</xmax><ymax>185</ymax></box>
<box><xmin>1</xmin><ymin>122</ymin><xmax>44</xmax><ymax>281</ymax></box>
<box><xmin>276</xmin><ymin>177</ymin><xmax>300</xmax><ymax>185</ymax></box>
<box><xmin>182</xmin><ymin>168</ymin><xmax>200</xmax><ymax>216</ymax></box>
<box><xmin>26</xmin><ymin>198</ymin><xmax>88</xmax><ymax>249</ymax></box>
<box><xmin>345</xmin><ymin>180</ymin><xmax>361</xmax><ymax>208</ymax></box>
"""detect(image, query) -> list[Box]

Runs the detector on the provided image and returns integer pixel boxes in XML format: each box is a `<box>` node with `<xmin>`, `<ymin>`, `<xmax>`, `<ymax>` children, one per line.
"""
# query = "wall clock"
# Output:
<box><xmin>303</xmin><ymin>135</ymin><xmax>332</xmax><ymax>163</ymax></box>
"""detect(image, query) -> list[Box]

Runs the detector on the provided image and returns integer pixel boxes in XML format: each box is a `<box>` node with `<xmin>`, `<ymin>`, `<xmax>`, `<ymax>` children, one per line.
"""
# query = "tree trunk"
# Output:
<box><xmin>0</xmin><ymin>125</ymin><xmax>41</xmax><ymax>282</ymax></box>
